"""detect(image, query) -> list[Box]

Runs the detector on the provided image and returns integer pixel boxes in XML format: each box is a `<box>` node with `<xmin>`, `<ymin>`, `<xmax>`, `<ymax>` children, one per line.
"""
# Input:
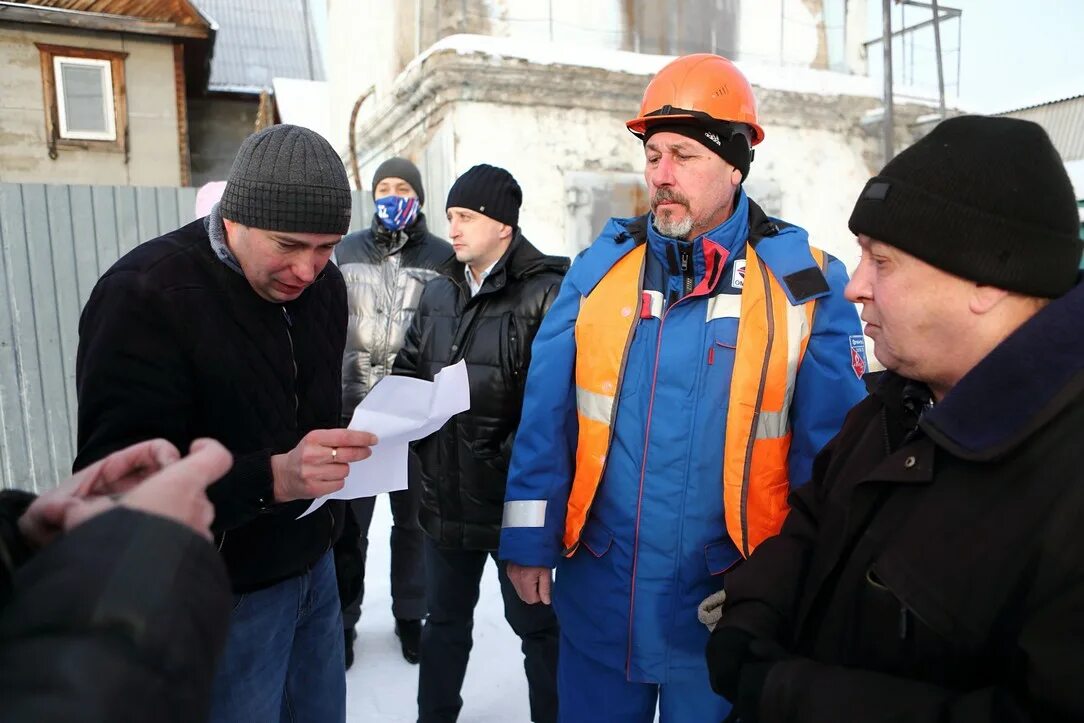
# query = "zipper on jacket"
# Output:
<box><xmin>625</xmin><ymin>270</ymin><xmax>712</xmax><ymax>674</ymax></box>
<box><xmin>508</xmin><ymin>314</ymin><xmax>521</xmax><ymax>381</ymax></box>
<box><xmin>380</xmin><ymin>253</ymin><xmax>399</xmax><ymax>379</ymax></box>
<box><xmin>679</xmin><ymin>247</ymin><xmax>693</xmax><ymax>297</ymax></box>
<box><xmin>282</xmin><ymin>306</ymin><xmax>299</xmax><ymax>415</ymax></box>
<box><xmin>217</xmin><ymin>530</ymin><xmax>227</xmax><ymax>551</ymax></box>
<box><xmin>282</xmin><ymin>305</ymin><xmax>336</xmax><ymax>553</ymax></box>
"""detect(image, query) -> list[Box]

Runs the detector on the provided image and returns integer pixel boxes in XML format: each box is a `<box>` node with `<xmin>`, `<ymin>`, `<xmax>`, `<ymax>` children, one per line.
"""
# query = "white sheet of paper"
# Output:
<box><xmin>299</xmin><ymin>360</ymin><xmax>470</xmax><ymax>518</ymax></box>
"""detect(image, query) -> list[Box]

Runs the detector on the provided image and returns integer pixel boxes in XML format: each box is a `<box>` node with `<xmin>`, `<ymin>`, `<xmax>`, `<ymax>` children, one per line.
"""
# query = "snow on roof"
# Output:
<box><xmin>272</xmin><ymin>77</ymin><xmax>331</xmax><ymax>142</ymax></box>
<box><xmin>408</xmin><ymin>33</ymin><xmax>888</xmax><ymax>100</ymax></box>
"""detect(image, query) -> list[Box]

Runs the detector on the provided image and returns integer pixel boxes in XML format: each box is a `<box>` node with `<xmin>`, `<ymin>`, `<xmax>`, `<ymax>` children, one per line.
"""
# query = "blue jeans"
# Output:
<box><xmin>557</xmin><ymin>634</ymin><xmax>731</xmax><ymax>723</ymax></box>
<box><xmin>209</xmin><ymin>551</ymin><xmax>346</xmax><ymax>723</ymax></box>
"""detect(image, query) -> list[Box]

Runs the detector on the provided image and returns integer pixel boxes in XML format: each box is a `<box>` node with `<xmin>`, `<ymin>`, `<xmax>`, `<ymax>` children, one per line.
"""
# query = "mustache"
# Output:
<box><xmin>651</xmin><ymin>188</ymin><xmax>690</xmax><ymax>211</ymax></box>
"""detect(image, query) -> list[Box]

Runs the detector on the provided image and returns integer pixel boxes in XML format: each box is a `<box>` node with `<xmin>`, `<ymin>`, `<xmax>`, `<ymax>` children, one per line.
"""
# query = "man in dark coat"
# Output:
<box><xmin>394</xmin><ymin>164</ymin><xmax>568</xmax><ymax>723</ymax></box>
<box><xmin>334</xmin><ymin>157</ymin><xmax>453</xmax><ymax>667</ymax></box>
<box><xmin>73</xmin><ymin>124</ymin><xmax>378</xmax><ymax>723</ymax></box>
<box><xmin>0</xmin><ymin>439</ymin><xmax>232</xmax><ymax>722</ymax></box>
<box><xmin>706</xmin><ymin>115</ymin><xmax>1084</xmax><ymax>723</ymax></box>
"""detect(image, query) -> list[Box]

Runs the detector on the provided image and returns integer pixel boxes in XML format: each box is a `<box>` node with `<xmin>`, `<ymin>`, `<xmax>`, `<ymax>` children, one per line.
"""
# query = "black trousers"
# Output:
<box><xmin>339</xmin><ymin>468</ymin><xmax>427</xmax><ymax>627</ymax></box>
<box><xmin>417</xmin><ymin>535</ymin><xmax>559</xmax><ymax>723</ymax></box>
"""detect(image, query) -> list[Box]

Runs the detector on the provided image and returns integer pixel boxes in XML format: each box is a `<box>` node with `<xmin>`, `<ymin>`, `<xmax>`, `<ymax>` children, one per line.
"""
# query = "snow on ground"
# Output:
<box><xmin>346</xmin><ymin>499</ymin><xmax>531</xmax><ymax>722</ymax></box>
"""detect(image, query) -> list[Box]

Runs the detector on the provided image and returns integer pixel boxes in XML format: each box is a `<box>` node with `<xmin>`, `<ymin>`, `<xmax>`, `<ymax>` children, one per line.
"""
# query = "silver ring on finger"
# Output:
<box><xmin>331</xmin><ymin>447</ymin><xmax>338</xmax><ymax>462</ymax></box>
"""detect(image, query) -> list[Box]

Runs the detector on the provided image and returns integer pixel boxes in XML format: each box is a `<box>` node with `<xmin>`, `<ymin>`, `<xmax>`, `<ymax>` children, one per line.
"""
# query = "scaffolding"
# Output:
<box><xmin>865</xmin><ymin>0</ymin><xmax>962</xmax><ymax>163</ymax></box>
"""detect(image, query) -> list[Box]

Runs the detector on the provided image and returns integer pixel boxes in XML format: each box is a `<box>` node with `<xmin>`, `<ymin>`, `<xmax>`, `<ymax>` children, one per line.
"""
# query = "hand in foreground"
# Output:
<box><xmin>63</xmin><ymin>439</ymin><xmax>233</xmax><ymax>541</ymax></box>
<box><xmin>18</xmin><ymin>438</ymin><xmax>182</xmax><ymax>548</ymax></box>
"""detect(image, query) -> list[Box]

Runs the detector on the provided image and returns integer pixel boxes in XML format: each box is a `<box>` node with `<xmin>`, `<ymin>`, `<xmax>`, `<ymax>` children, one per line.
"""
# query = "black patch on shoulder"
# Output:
<box><xmin>624</xmin><ymin>216</ymin><xmax>649</xmax><ymax>246</ymax></box>
<box><xmin>783</xmin><ymin>267</ymin><xmax>829</xmax><ymax>302</ymax></box>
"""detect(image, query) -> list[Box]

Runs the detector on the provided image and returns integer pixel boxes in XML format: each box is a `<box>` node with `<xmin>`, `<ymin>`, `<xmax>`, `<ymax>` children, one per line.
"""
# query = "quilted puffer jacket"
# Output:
<box><xmin>394</xmin><ymin>233</ymin><xmax>569</xmax><ymax>550</ymax></box>
<box><xmin>336</xmin><ymin>214</ymin><xmax>453</xmax><ymax>422</ymax></box>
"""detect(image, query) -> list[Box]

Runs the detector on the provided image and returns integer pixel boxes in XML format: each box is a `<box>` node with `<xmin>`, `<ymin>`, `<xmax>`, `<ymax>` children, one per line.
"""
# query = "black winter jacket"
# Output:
<box><xmin>394</xmin><ymin>234</ymin><xmax>568</xmax><ymax>550</ymax></box>
<box><xmin>0</xmin><ymin>502</ymin><xmax>230</xmax><ymax>722</ymax></box>
<box><xmin>337</xmin><ymin>214</ymin><xmax>453</xmax><ymax>423</ymax></box>
<box><xmin>715</xmin><ymin>282</ymin><xmax>1084</xmax><ymax>722</ymax></box>
<box><xmin>74</xmin><ymin>218</ymin><xmax>347</xmax><ymax>592</ymax></box>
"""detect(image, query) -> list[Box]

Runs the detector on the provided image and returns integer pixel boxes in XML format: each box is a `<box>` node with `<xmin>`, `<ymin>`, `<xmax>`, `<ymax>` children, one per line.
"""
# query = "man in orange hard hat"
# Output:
<box><xmin>498</xmin><ymin>54</ymin><xmax>868</xmax><ymax>720</ymax></box>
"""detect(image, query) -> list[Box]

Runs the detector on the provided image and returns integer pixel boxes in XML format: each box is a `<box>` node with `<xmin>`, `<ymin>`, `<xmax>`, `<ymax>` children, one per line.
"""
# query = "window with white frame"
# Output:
<box><xmin>35</xmin><ymin>43</ymin><xmax>128</xmax><ymax>154</ymax></box>
<box><xmin>53</xmin><ymin>56</ymin><xmax>116</xmax><ymax>141</ymax></box>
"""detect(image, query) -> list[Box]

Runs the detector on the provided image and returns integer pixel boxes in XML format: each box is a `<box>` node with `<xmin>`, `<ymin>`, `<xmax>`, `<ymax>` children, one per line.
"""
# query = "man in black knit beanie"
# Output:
<box><xmin>707</xmin><ymin>115</ymin><xmax>1084</xmax><ymax>722</ymax></box>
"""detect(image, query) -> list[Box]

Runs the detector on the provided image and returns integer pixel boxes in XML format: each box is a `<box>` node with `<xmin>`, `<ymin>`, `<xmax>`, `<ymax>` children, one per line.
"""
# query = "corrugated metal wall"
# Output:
<box><xmin>1002</xmin><ymin>94</ymin><xmax>1084</xmax><ymax>162</ymax></box>
<box><xmin>0</xmin><ymin>183</ymin><xmax>371</xmax><ymax>493</ymax></box>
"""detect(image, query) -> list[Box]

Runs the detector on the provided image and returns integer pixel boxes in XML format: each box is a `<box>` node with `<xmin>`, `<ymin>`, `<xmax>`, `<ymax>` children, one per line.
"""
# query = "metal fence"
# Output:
<box><xmin>0</xmin><ymin>182</ymin><xmax>372</xmax><ymax>492</ymax></box>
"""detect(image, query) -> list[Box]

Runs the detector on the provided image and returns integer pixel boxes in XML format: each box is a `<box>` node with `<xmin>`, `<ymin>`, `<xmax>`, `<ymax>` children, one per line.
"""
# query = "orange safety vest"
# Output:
<box><xmin>565</xmin><ymin>241</ymin><xmax>825</xmax><ymax>558</ymax></box>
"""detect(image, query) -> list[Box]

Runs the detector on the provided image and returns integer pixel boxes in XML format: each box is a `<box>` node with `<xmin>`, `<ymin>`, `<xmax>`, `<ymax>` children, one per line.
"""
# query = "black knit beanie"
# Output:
<box><xmin>849</xmin><ymin>115</ymin><xmax>1081</xmax><ymax>298</ymax></box>
<box><xmin>643</xmin><ymin>121</ymin><xmax>753</xmax><ymax>180</ymax></box>
<box><xmin>372</xmin><ymin>157</ymin><xmax>425</xmax><ymax>206</ymax></box>
<box><xmin>220</xmin><ymin>124</ymin><xmax>352</xmax><ymax>236</ymax></box>
<box><xmin>446</xmin><ymin>164</ymin><xmax>522</xmax><ymax>228</ymax></box>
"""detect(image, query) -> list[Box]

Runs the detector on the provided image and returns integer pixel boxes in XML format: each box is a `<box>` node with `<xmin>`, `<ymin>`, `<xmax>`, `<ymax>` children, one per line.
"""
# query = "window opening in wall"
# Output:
<box><xmin>53</xmin><ymin>56</ymin><xmax>117</xmax><ymax>141</ymax></box>
<box><xmin>35</xmin><ymin>43</ymin><xmax>128</xmax><ymax>158</ymax></box>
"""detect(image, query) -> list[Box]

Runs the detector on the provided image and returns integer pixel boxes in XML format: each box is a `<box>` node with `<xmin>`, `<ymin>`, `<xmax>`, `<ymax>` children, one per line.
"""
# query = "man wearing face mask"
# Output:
<box><xmin>334</xmin><ymin>158</ymin><xmax>454</xmax><ymax>668</ymax></box>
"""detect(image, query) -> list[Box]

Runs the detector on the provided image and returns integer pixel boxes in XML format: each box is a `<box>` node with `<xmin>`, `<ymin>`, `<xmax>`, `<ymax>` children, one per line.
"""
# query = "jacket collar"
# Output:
<box><xmin>644</xmin><ymin>188</ymin><xmax>750</xmax><ymax>268</ymax></box>
<box><xmin>449</xmin><ymin>231</ymin><xmax>569</xmax><ymax>297</ymax></box>
<box><xmin>915</xmin><ymin>281</ymin><xmax>1084</xmax><ymax>460</ymax></box>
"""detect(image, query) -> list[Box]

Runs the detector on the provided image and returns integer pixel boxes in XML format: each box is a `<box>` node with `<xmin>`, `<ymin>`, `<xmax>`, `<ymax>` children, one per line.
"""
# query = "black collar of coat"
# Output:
<box><xmin>369</xmin><ymin>211</ymin><xmax>432</xmax><ymax>251</ymax></box>
<box><xmin>450</xmin><ymin>231</ymin><xmax>569</xmax><ymax>294</ymax></box>
<box><xmin>903</xmin><ymin>281</ymin><xmax>1084</xmax><ymax>461</ymax></box>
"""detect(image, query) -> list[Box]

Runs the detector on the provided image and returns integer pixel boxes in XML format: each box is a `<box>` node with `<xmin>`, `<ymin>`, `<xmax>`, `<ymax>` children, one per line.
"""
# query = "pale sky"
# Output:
<box><xmin>867</xmin><ymin>0</ymin><xmax>1084</xmax><ymax>113</ymax></box>
<box><xmin>310</xmin><ymin>0</ymin><xmax>1084</xmax><ymax>114</ymax></box>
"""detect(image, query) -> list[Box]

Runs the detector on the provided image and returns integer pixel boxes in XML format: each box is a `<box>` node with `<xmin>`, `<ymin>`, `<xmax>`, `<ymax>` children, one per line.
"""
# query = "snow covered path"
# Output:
<box><xmin>346</xmin><ymin>500</ymin><xmax>532</xmax><ymax>722</ymax></box>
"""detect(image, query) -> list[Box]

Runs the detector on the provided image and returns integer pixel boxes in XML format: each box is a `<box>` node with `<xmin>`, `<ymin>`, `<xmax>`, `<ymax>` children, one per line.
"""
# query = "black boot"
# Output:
<box><xmin>394</xmin><ymin>618</ymin><xmax>421</xmax><ymax>664</ymax></box>
<box><xmin>344</xmin><ymin>627</ymin><xmax>356</xmax><ymax>670</ymax></box>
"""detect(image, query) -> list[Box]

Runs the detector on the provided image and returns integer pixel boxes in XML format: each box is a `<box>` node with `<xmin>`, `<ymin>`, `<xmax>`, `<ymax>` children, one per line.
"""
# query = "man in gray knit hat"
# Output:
<box><xmin>74</xmin><ymin>124</ymin><xmax>374</xmax><ymax>722</ymax></box>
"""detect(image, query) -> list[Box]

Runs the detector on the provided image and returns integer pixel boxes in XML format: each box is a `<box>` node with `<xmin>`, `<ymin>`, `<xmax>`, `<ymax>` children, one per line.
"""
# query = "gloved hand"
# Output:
<box><xmin>706</xmin><ymin>626</ymin><xmax>755</xmax><ymax>701</ymax></box>
<box><xmin>721</xmin><ymin>660</ymin><xmax>775</xmax><ymax>723</ymax></box>
<box><xmin>698</xmin><ymin>588</ymin><xmax>728</xmax><ymax>632</ymax></box>
<box><xmin>717</xmin><ymin>636</ymin><xmax>791</xmax><ymax>722</ymax></box>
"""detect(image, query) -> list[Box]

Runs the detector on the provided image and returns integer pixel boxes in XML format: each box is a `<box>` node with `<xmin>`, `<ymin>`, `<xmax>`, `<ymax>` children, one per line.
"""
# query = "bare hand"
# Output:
<box><xmin>270</xmin><ymin>429</ymin><xmax>378</xmax><ymax>503</ymax></box>
<box><xmin>18</xmin><ymin>439</ymin><xmax>181</xmax><ymax>548</ymax></box>
<box><xmin>63</xmin><ymin>439</ymin><xmax>232</xmax><ymax>541</ymax></box>
<box><xmin>506</xmin><ymin>562</ymin><xmax>553</xmax><ymax>605</ymax></box>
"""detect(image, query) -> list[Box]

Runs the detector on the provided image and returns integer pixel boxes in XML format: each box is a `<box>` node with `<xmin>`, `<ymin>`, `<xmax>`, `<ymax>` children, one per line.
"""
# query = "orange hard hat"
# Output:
<box><xmin>627</xmin><ymin>53</ymin><xmax>764</xmax><ymax>146</ymax></box>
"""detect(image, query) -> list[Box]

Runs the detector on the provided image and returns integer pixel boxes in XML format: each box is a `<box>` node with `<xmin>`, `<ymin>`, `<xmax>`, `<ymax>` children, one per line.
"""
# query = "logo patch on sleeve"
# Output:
<box><xmin>731</xmin><ymin>259</ymin><xmax>746</xmax><ymax>289</ymax></box>
<box><xmin>849</xmin><ymin>335</ymin><xmax>867</xmax><ymax>379</ymax></box>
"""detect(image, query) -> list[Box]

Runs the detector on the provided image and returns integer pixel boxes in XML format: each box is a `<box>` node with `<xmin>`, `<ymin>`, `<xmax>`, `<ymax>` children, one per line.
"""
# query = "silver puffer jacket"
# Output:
<box><xmin>335</xmin><ymin>214</ymin><xmax>453</xmax><ymax>422</ymax></box>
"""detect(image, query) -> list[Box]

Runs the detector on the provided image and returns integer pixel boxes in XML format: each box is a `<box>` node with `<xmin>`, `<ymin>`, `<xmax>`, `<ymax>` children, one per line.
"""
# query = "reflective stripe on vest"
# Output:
<box><xmin>565</xmin><ymin>242</ymin><xmax>824</xmax><ymax>557</ymax></box>
<box><xmin>564</xmin><ymin>245</ymin><xmax>644</xmax><ymax>553</ymax></box>
<box><xmin>723</xmin><ymin>245</ymin><xmax>823</xmax><ymax>557</ymax></box>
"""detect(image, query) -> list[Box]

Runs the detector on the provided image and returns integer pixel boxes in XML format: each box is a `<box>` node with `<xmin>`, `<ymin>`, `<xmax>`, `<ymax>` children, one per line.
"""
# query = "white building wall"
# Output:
<box><xmin>424</xmin><ymin>101</ymin><xmax>872</xmax><ymax>268</ymax></box>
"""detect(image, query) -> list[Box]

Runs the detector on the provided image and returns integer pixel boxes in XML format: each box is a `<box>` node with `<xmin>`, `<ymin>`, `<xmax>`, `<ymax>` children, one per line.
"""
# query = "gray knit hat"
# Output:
<box><xmin>220</xmin><ymin>124</ymin><xmax>352</xmax><ymax>235</ymax></box>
